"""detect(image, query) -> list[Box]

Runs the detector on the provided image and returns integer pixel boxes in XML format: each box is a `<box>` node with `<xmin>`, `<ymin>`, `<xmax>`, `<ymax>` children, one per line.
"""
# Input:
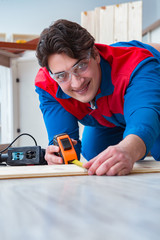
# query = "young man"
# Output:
<box><xmin>35</xmin><ymin>19</ymin><xmax>160</xmax><ymax>176</ymax></box>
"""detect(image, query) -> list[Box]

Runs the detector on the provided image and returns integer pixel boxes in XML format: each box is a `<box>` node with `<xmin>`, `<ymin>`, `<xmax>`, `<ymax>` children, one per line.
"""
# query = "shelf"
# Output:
<box><xmin>0</xmin><ymin>38</ymin><xmax>39</xmax><ymax>67</ymax></box>
<box><xmin>0</xmin><ymin>38</ymin><xmax>39</xmax><ymax>53</ymax></box>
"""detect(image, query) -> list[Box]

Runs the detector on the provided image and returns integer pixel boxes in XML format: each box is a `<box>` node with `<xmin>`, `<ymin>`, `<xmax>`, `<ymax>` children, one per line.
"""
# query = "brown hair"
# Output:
<box><xmin>36</xmin><ymin>19</ymin><xmax>95</xmax><ymax>70</ymax></box>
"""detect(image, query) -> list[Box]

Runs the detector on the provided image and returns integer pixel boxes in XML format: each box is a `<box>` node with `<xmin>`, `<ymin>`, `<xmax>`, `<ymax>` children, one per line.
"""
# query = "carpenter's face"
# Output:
<box><xmin>48</xmin><ymin>49</ymin><xmax>101</xmax><ymax>103</ymax></box>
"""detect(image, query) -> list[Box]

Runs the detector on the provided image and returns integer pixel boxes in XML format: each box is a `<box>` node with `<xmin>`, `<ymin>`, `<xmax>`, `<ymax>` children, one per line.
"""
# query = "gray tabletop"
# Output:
<box><xmin>0</xmin><ymin>173</ymin><xmax>160</xmax><ymax>240</ymax></box>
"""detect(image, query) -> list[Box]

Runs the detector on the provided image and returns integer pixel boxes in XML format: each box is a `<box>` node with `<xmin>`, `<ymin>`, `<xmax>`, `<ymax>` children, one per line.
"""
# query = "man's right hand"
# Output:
<box><xmin>45</xmin><ymin>139</ymin><xmax>77</xmax><ymax>165</ymax></box>
<box><xmin>45</xmin><ymin>145</ymin><xmax>63</xmax><ymax>165</ymax></box>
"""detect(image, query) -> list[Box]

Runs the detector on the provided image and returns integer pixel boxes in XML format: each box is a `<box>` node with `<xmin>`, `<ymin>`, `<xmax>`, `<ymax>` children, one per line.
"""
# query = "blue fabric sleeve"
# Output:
<box><xmin>35</xmin><ymin>86</ymin><xmax>81</xmax><ymax>159</ymax></box>
<box><xmin>123</xmin><ymin>57</ymin><xmax>160</xmax><ymax>155</ymax></box>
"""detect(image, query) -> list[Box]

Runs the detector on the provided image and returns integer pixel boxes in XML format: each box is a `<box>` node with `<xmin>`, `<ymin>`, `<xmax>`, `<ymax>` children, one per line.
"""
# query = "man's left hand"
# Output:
<box><xmin>83</xmin><ymin>134</ymin><xmax>146</xmax><ymax>176</ymax></box>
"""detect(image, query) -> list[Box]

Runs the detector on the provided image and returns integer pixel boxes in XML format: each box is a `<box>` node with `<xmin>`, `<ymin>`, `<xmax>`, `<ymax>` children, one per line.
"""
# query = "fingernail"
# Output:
<box><xmin>58</xmin><ymin>159</ymin><xmax>62</xmax><ymax>164</ymax></box>
<box><xmin>88</xmin><ymin>170</ymin><xmax>93</xmax><ymax>175</ymax></box>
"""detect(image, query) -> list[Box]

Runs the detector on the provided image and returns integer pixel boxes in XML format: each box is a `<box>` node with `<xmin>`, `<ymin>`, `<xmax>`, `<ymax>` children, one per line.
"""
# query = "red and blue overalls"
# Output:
<box><xmin>35</xmin><ymin>41</ymin><xmax>160</xmax><ymax>161</ymax></box>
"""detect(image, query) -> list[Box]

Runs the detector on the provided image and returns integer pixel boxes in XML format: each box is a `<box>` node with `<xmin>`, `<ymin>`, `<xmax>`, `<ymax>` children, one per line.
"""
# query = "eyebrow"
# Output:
<box><xmin>52</xmin><ymin>59</ymin><xmax>81</xmax><ymax>75</ymax></box>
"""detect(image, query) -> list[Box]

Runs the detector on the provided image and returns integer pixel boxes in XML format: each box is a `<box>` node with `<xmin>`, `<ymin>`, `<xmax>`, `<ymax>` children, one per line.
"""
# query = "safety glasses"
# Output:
<box><xmin>49</xmin><ymin>51</ymin><xmax>91</xmax><ymax>84</ymax></box>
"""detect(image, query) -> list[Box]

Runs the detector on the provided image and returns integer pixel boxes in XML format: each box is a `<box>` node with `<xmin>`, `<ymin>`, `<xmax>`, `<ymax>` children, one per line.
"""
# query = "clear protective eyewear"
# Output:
<box><xmin>49</xmin><ymin>51</ymin><xmax>91</xmax><ymax>84</ymax></box>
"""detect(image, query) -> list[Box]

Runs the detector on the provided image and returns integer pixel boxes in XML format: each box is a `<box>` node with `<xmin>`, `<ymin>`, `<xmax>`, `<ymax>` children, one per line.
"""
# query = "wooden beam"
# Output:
<box><xmin>99</xmin><ymin>5</ymin><xmax>114</xmax><ymax>44</ymax></box>
<box><xmin>143</xmin><ymin>19</ymin><xmax>160</xmax><ymax>36</ymax></box>
<box><xmin>114</xmin><ymin>3</ymin><xmax>128</xmax><ymax>42</ymax></box>
<box><xmin>0</xmin><ymin>38</ymin><xmax>39</xmax><ymax>66</ymax></box>
<box><xmin>81</xmin><ymin>11</ymin><xmax>95</xmax><ymax>40</ymax></box>
<box><xmin>128</xmin><ymin>1</ymin><xmax>142</xmax><ymax>41</ymax></box>
<box><xmin>0</xmin><ymin>41</ymin><xmax>37</xmax><ymax>52</ymax></box>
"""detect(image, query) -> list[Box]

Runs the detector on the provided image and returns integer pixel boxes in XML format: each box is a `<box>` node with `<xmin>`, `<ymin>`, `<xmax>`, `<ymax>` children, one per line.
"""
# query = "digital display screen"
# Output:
<box><xmin>60</xmin><ymin>138</ymin><xmax>72</xmax><ymax>150</ymax></box>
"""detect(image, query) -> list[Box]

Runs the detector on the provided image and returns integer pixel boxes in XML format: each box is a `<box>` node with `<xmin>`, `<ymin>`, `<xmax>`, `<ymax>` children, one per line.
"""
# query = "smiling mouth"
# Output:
<box><xmin>73</xmin><ymin>81</ymin><xmax>90</xmax><ymax>94</ymax></box>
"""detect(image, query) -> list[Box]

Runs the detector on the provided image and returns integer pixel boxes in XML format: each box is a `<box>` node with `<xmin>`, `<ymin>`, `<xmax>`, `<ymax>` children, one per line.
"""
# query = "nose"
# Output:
<box><xmin>70</xmin><ymin>73</ymin><xmax>85</xmax><ymax>88</ymax></box>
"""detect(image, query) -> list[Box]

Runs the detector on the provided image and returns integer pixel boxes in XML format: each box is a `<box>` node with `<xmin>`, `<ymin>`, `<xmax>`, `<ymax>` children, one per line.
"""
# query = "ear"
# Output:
<box><xmin>93</xmin><ymin>46</ymin><xmax>100</xmax><ymax>63</ymax></box>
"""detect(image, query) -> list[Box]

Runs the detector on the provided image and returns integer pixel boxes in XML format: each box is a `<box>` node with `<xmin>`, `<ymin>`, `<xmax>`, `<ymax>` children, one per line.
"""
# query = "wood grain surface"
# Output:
<box><xmin>132</xmin><ymin>159</ymin><xmax>160</xmax><ymax>173</ymax></box>
<box><xmin>0</xmin><ymin>159</ymin><xmax>160</xmax><ymax>179</ymax></box>
<box><xmin>0</xmin><ymin>164</ymin><xmax>88</xmax><ymax>179</ymax></box>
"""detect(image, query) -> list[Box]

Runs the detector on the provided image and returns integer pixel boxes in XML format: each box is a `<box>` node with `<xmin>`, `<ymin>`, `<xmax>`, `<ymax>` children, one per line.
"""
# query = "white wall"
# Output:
<box><xmin>143</xmin><ymin>26</ymin><xmax>160</xmax><ymax>44</ymax></box>
<box><xmin>10</xmin><ymin>52</ymin><xmax>48</xmax><ymax>148</ymax></box>
<box><xmin>150</xmin><ymin>27</ymin><xmax>160</xmax><ymax>42</ymax></box>
<box><xmin>0</xmin><ymin>66</ymin><xmax>12</xmax><ymax>143</ymax></box>
<box><xmin>0</xmin><ymin>0</ymin><xmax>160</xmax><ymax>39</ymax></box>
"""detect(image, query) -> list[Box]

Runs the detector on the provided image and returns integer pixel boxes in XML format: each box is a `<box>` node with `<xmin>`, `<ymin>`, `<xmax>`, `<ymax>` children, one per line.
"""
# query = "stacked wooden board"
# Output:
<box><xmin>81</xmin><ymin>1</ymin><xmax>142</xmax><ymax>44</ymax></box>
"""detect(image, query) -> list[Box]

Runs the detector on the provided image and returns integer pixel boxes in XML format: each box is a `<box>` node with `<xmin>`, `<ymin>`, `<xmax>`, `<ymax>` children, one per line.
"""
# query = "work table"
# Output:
<box><xmin>0</xmin><ymin>172</ymin><xmax>160</xmax><ymax>240</ymax></box>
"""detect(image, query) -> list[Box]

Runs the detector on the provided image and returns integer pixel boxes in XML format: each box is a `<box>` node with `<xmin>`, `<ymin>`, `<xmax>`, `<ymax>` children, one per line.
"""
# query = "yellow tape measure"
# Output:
<box><xmin>69</xmin><ymin>159</ymin><xmax>83</xmax><ymax>168</ymax></box>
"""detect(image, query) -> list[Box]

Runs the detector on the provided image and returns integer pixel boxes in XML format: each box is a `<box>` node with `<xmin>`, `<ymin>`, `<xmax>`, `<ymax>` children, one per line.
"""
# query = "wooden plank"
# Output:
<box><xmin>132</xmin><ymin>160</ymin><xmax>160</xmax><ymax>174</ymax></box>
<box><xmin>114</xmin><ymin>3</ymin><xmax>128</xmax><ymax>42</ymax></box>
<box><xmin>81</xmin><ymin>1</ymin><xmax>142</xmax><ymax>44</ymax></box>
<box><xmin>81</xmin><ymin>10</ymin><xmax>95</xmax><ymax>40</ymax></box>
<box><xmin>0</xmin><ymin>159</ymin><xmax>160</xmax><ymax>179</ymax></box>
<box><xmin>94</xmin><ymin>7</ymin><xmax>101</xmax><ymax>43</ymax></box>
<box><xmin>0</xmin><ymin>38</ymin><xmax>39</xmax><ymax>66</ymax></box>
<box><xmin>0</xmin><ymin>41</ymin><xmax>37</xmax><ymax>52</ymax></box>
<box><xmin>0</xmin><ymin>164</ymin><xmax>88</xmax><ymax>179</ymax></box>
<box><xmin>99</xmin><ymin>5</ymin><xmax>114</xmax><ymax>44</ymax></box>
<box><xmin>128</xmin><ymin>1</ymin><xmax>142</xmax><ymax>41</ymax></box>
